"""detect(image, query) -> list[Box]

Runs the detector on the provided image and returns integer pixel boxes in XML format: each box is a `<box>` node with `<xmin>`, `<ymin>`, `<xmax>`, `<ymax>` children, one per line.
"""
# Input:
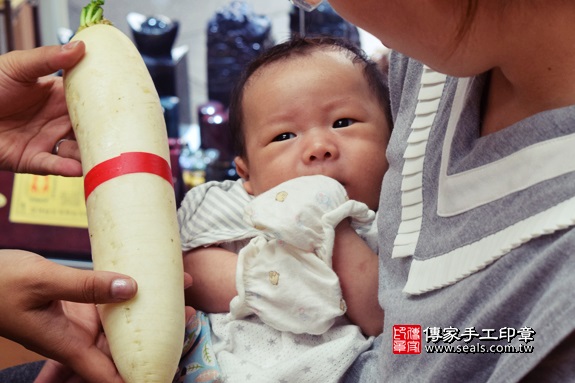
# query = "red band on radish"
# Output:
<box><xmin>84</xmin><ymin>152</ymin><xmax>173</xmax><ymax>200</ymax></box>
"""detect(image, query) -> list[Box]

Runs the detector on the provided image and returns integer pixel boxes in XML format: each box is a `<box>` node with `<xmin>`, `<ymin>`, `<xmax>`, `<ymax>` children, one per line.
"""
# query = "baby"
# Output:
<box><xmin>176</xmin><ymin>35</ymin><xmax>391</xmax><ymax>383</ymax></box>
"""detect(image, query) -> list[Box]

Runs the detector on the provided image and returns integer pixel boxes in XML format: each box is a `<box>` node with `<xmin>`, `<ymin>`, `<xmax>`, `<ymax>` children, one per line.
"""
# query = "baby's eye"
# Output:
<box><xmin>333</xmin><ymin>118</ymin><xmax>356</xmax><ymax>128</ymax></box>
<box><xmin>272</xmin><ymin>132</ymin><xmax>296</xmax><ymax>142</ymax></box>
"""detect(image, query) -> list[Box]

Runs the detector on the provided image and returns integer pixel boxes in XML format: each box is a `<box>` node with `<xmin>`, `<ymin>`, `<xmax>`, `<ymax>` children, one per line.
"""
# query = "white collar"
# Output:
<box><xmin>392</xmin><ymin>70</ymin><xmax>575</xmax><ymax>295</ymax></box>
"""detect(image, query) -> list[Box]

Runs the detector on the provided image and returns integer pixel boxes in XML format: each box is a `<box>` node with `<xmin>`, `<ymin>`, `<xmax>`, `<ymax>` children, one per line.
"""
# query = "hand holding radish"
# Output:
<box><xmin>0</xmin><ymin>250</ymin><xmax>137</xmax><ymax>383</ymax></box>
<box><xmin>0</xmin><ymin>42</ymin><xmax>85</xmax><ymax>176</ymax></box>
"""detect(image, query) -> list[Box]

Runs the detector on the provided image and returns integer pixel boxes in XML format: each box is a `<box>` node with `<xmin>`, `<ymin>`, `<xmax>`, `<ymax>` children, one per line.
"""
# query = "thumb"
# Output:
<box><xmin>36</xmin><ymin>260</ymin><xmax>137</xmax><ymax>305</ymax></box>
<box><xmin>4</xmin><ymin>41</ymin><xmax>85</xmax><ymax>82</ymax></box>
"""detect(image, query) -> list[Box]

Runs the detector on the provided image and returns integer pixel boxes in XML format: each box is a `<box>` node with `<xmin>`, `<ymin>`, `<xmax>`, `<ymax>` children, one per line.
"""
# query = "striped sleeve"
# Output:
<box><xmin>177</xmin><ymin>179</ymin><xmax>258</xmax><ymax>251</ymax></box>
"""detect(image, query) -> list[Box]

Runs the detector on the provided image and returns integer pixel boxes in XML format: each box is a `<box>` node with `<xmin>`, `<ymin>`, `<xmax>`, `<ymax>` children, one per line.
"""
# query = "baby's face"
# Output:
<box><xmin>235</xmin><ymin>49</ymin><xmax>390</xmax><ymax>210</ymax></box>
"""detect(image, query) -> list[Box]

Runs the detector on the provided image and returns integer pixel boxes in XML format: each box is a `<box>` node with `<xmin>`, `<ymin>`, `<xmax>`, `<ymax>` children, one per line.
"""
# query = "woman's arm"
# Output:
<box><xmin>183</xmin><ymin>246</ymin><xmax>238</xmax><ymax>313</ymax></box>
<box><xmin>332</xmin><ymin>220</ymin><xmax>384</xmax><ymax>337</ymax></box>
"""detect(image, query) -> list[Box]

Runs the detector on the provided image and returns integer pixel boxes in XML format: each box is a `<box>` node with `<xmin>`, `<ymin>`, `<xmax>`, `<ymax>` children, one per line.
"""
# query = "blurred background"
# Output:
<box><xmin>2</xmin><ymin>0</ymin><xmax>386</xmax><ymax>125</ymax></box>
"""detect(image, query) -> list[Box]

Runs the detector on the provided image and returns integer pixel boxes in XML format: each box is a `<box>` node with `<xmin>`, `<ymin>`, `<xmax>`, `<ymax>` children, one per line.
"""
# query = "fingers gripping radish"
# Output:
<box><xmin>63</xmin><ymin>2</ymin><xmax>185</xmax><ymax>382</ymax></box>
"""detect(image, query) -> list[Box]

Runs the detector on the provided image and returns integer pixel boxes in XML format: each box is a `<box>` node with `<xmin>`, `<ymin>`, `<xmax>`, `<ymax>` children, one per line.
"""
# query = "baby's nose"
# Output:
<box><xmin>304</xmin><ymin>138</ymin><xmax>339</xmax><ymax>163</ymax></box>
<box><xmin>309</xmin><ymin>148</ymin><xmax>332</xmax><ymax>161</ymax></box>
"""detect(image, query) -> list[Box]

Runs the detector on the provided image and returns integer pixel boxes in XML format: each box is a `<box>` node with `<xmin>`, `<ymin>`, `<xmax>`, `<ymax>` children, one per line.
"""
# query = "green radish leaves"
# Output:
<box><xmin>78</xmin><ymin>0</ymin><xmax>112</xmax><ymax>31</ymax></box>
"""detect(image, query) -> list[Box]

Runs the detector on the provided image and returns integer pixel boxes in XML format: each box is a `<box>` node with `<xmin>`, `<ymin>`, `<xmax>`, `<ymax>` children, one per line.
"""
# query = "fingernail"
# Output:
<box><xmin>63</xmin><ymin>40</ymin><xmax>80</xmax><ymax>50</ymax></box>
<box><xmin>111</xmin><ymin>278</ymin><xmax>137</xmax><ymax>300</ymax></box>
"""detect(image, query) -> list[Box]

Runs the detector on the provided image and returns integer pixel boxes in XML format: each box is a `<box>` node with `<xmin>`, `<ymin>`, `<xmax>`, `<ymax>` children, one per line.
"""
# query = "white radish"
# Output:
<box><xmin>63</xmin><ymin>1</ymin><xmax>184</xmax><ymax>382</ymax></box>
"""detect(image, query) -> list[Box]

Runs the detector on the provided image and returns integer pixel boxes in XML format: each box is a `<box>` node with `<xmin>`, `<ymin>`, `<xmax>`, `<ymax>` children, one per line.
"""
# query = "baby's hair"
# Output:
<box><xmin>228</xmin><ymin>35</ymin><xmax>391</xmax><ymax>159</ymax></box>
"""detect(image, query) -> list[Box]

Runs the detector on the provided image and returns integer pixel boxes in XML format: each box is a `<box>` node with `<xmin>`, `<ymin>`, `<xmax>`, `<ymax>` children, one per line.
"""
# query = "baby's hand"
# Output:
<box><xmin>244</xmin><ymin>175</ymin><xmax>350</xmax><ymax>252</ymax></box>
<box><xmin>244</xmin><ymin>175</ymin><xmax>374</xmax><ymax>263</ymax></box>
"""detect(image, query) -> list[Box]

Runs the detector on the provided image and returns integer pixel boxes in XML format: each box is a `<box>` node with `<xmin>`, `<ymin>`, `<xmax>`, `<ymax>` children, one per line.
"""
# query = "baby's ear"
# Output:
<box><xmin>234</xmin><ymin>156</ymin><xmax>253</xmax><ymax>195</ymax></box>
